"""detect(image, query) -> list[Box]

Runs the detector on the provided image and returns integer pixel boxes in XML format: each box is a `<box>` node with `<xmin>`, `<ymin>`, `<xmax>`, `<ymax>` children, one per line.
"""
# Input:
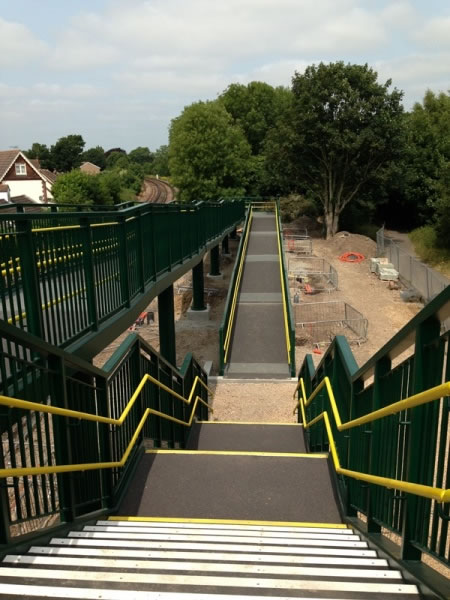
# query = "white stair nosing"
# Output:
<box><xmin>80</xmin><ymin>528</ymin><xmax>365</xmax><ymax>547</ymax></box>
<box><xmin>0</xmin><ymin>567</ymin><xmax>420</xmax><ymax>594</ymax></box>
<box><xmin>52</xmin><ymin>537</ymin><xmax>377</xmax><ymax>556</ymax></box>
<box><xmin>29</xmin><ymin>545</ymin><xmax>388</xmax><ymax>567</ymax></box>
<box><xmin>87</xmin><ymin>525</ymin><xmax>360</xmax><ymax>542</ymax></box>
<box><xmin>102</xmin><ymin>520</ymin><xmax>353</xmax><ymax>535</ymax></box>
<box><xmin>0</xmin><ymin>582</ymin><xmax>369</xmax><ymax>599</ymax></box>
<box><xmin>4</xmin><ymin>554</ymin><xmax>402</xmax><ymax>580</ymax></box>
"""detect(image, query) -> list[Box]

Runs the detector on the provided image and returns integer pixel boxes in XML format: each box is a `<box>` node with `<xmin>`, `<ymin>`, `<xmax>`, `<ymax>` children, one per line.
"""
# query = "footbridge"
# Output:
<box><xmin>0</xmin><ymin>199</ymin><xmax>449</xmax><ymax>599</ymax></box>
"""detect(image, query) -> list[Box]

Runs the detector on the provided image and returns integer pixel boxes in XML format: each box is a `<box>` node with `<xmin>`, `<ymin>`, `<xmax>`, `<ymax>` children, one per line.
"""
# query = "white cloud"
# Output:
<box><xmin>416</xmin><ymin>16</ymin><xmax>450</xmax><ymax>49</ymax></box>
<box><xmin>0</xmin><ymin>17</ymin><xmax>47</xmax><ymax>66</ymax></box>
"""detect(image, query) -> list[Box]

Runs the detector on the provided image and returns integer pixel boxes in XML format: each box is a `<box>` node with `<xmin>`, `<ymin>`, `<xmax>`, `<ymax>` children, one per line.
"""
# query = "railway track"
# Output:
<box><xmin>139</xmin><ymin>177</ymin><xmax>175</xmax><ymax>204</ymax></box>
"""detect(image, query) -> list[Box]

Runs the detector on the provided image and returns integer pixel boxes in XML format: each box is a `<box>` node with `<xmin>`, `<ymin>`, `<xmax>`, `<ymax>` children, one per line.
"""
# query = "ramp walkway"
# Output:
<box><xmin>227</xmin><ymin>212</ymin><xmax>289</xmax><ymax>378</ymax></box>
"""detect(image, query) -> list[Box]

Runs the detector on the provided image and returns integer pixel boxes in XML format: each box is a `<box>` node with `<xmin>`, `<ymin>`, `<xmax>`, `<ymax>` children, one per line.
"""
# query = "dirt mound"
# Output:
<box><xmin>325</xmin><ymin>232</ymin><xmax>377</xmax><ymax>259</ymax></box>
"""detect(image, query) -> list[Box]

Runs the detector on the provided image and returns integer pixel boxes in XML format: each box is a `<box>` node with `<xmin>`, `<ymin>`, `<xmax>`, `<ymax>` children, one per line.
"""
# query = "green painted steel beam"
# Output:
<box><xmin>191</xmin><ymin>259</ymin><xmax>206</xmax><ymax>311</ymax></box>
<box><xmin>158</xmin><ymin>284</ymin><xmax>176</xmax><ymax>366</ymax></box>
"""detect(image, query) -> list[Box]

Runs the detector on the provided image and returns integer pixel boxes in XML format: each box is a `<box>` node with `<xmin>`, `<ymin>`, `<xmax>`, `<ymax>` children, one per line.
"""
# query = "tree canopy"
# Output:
<box><xmin>168</xmin><ymin>100</ymin><xmax>251</xmax><ymax>202</ymax></box>
<box><xmin>50</xmin><ymin>134</ymin><xmax>85</xmax><ymax>172</ymax></box>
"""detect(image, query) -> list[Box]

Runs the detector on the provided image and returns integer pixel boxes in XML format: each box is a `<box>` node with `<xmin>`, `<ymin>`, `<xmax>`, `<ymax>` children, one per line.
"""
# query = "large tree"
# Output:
<box><xmin>169</xmin><ymin>100</ymin><xmax>251</xmax><ymax>202</ymax></box>
<box><xmin>268</xmin><ymin>62</ymin><xmax>404</xmax><ymax>238</ymax></box>
<box><xmin>51</xmin><ymin>134</ymin><xmax>85</xmax><ymax>172</ymax></box>
<box><xmin>81</xmin><ymin>145</ymin><xmax>106</xmax><ymax>170</ymax></box>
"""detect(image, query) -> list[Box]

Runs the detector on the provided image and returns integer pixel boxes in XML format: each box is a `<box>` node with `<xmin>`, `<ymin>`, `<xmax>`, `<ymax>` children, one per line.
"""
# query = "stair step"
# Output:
<box><xmin>86</xmin><ymin>524</ymin><xmax>361</xmax><ymax>541</ymax></box>
<box><xmin>0</xmin><ymin>567</ymin><xmax>420</xmax><ymax>595</ymax></box>
<box><xmin>51</xmin><ymin>536</ymin><xmax>378</xmax><ymax>557</ymax></box>
<box><xmin>29</xmin><ymin>545</ymin><xmax>388</xmax><ymax>567</ymax></box>
<box><xmin>0</xmin><ymin>585</ymin><xmax>420</xmax><ymax>600</ymax></box>
<box><xmin>104</xmin><ymin>519</ymin><xmax>352</xmax><ymax>534</ymax></box>
<box><xmin>73</xmin><ymin>527</ymin><xmax>368</xmax><ymax>547</ymax></box>
<box><xmin>4</xmin><ymin>554</ymin><xmax>401</xmax><ymax>580</ymax></box>
<box><xmin>186</xmin><ymin>423</ymin><xmax>306</xmax><ymax>453</ymax></box>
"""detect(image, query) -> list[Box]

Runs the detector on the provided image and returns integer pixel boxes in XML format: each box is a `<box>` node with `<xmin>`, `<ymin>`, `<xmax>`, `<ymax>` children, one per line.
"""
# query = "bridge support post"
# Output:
<box><xmin>158</xmin><ymin>284</ymin><xmax>176</xmax><ymax>366</ymax></box>
<box><xmin>209</xmin><ymin>245</ymin><xmax>221</xmax><ymax>278</ymax></box>
<box><xmin>191</xmin><ymin>260</ymin><xmax>206</xmax><ymax>311</ymax></box>
<box><xmin>230</xmin><ymin>228</ymin><xmax>237</xmax><ymax>240</ymax></box>
<box><xmin>221</xmin><ymin>235</ymin><xmax>230</xmax><ymax>255</ymax></box>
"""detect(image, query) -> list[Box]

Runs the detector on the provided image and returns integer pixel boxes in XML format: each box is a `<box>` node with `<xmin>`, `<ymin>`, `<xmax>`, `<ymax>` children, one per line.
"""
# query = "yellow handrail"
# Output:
<box><xmin>293</xmin><ymin>377</ymin><xmax>450</xmax><ymax>502</ymax></box>
<box><xmin>0</xmin><ymin>374</ymin><xmax>213</xmax><ymax>478</ymax></box>
<box><xmin>275</xmin><ymin>203</ymin><xmax>291</xmax><ymax>363</ymax></box>
<box><xmin>223</xmin><ymin>207</ymin><xmax>253</xmax><ymax>362</ymax></box>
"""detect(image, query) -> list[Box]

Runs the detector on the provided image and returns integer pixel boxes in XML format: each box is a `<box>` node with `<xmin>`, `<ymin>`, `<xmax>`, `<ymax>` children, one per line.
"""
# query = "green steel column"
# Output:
<box><xmin>16</xmin><ymin>220</ymin><xmax>43</xmax><ymax>339</ymax></box>
<box><xmin>192</xmin><ymin>259</ymin><xmax>206</xmax><ymax>311</ymax></box>
<box><xmin>209</xmin><ymin>244</ymin><xmax>221</xmax><ymax>277</ymax></box>
<box><xmin>221</xmin><ymin>235</ymin><xmax>229</xmax><ymax>254</ymax></box>
<box><xmin>158</xmin><ymin>284</ymin><xmax>176</xmax><ymax>366</ymax></box>
<box><xmin>230</xmin><ymin>228</ymin><xmax>237</xmax><ymax>239</ymax></box>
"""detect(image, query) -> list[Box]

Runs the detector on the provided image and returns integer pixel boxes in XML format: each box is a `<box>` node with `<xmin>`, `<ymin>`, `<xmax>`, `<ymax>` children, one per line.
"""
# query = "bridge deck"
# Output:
<box><xmin>227</xmin><ymin>212</ymin><xmax>289</xmax><ymax>378</ymax></box>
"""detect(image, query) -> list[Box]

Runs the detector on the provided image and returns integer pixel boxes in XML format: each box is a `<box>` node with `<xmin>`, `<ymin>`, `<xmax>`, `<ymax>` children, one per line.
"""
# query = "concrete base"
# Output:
<box><xmin>207</xmin><ymin>273</ymin><xmax>224</xmax><ymax>280</ymax></box>
<box><xmin>187</xmin><ymin>304</ymin><xmax>211</xmax><ymax>321</ymax></box>
<box><xmin>221</xmin><ymin>253</ymin><xmax>232</xmax><ymax>258</ymax></box>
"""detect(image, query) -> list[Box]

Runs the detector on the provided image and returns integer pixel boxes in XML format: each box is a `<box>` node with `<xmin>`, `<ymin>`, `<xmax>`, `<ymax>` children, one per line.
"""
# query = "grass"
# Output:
<box><xmin>409</xmin><ymin>226</ymin><xmax>450</xmax><ymax>278</ymax></box>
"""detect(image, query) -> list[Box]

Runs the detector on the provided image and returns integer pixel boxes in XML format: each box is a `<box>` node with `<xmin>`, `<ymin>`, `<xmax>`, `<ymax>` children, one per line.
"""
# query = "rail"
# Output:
<box><xmin>0</xmin><ymin>200</ymin><xmax>245</xmax><ymax>355</ymax></box>
<box><xmin>295</xmin><ymin>284</ymin><xmax>450</xmax><ymax>566</ymax></box>
<box><xmin>275</xmin><ymin>202</ymin><xmax>296</xmax><ymax>376</ymax></box>
<box><xmin>0</xmin><ymin>317</ymin><xmax>210</xmax><ymax>546</ymax></box>
<box><xmin>293</xmin><ymin>376</ymin><xmax>450</xmax><ymax>502</ymax></box>
<box><xmin>219</xmin><ymin>206</ymin><xmax>253</xmax><ymax>374</ymax></box>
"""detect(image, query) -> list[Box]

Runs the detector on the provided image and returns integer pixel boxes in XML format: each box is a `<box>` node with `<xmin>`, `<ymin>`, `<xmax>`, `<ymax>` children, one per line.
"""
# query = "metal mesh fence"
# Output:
<box><xmin>288</xmin><ymin>257</ymin><xmax>338</xmax><ymax>292</ymax></box>
<box><xmin>283</xmin><ymin>227</ymin><xmax>312</xmax><ymax>255</ymax></box>
<box><xmin>376</xmin><ymin>227</ymin><xmax>449</xmax><ymax>302</ymax></box>
<box><xmin>295</xmin><ymin>300</ymin><xmax>368</xmax><ymax>345</ymax></box>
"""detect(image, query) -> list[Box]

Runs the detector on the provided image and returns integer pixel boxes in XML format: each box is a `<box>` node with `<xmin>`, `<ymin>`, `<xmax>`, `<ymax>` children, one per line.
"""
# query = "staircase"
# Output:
<box><xmin>0</xmin><ymin>422</ymin><xmax>426</xmax><ymax>598</ymax></box>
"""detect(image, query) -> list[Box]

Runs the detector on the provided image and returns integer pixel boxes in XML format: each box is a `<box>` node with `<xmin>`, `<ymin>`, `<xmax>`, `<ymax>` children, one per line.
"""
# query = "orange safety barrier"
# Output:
<box><xmin>339</xmin><ymin>252</ymin><xmax>365</xmax><ymax>263</ymax></box>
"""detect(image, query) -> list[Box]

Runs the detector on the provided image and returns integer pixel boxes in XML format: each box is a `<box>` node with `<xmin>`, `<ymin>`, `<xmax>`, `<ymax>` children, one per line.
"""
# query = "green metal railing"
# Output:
<box><xmin>0</xmin><ymin>317</ymin><xmax>209</xmax><ymax>547</ymax></box>
<box><xmin>0</xmin><ymin>200</ymin><xmax>244</xmax><ymax>352</ymax></box>
<box><xmin>295</xmin><ymin>285</ymin><xmax>450</xmax><ymax>567</ymax></box>
<box><xmin>218</xmin><ymin>206</ymin><xmax>253</xmax><ymax>375</ymax></box>
<box><xmin>275</xmin><ymin>202</ymin><xmax>296</xmax><ymax>376</ymax></box>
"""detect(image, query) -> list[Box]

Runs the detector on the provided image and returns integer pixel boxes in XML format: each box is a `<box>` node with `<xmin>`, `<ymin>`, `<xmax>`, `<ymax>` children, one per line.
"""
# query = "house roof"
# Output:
<box><xmin>0</xmin><ymin>183</ymin><xmax>9</xmax><ymax>192</ymax></box>
<box><xmin>40</xmin><ymin>169</ymin><xmax>58</xmax><ymax>184</ymax></box>
<box><xmin>80</xmin><ymin>161</ymin><xmax>101</xmax><ymax>174</ymax></box>
<box><xmin>0</xmin><ymin>150</ymin><xmax>20</xmax><ymax>180</ymax></box>
<box><xmin>0</xmin><ymin>195</ymin><xmax>44</xmax><ymax>213</ymax></box>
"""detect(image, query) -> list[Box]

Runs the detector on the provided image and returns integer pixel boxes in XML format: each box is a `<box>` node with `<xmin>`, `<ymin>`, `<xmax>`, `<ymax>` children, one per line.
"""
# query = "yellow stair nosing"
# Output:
<box><xmin>145</xmin><ymin>449</ymin><xmax>327</xmax><ymax>458</ymax></box>
<box><xmin>196</xmin><ymin>421</ymin><xmax>303</xmax><ymax>426</ymax></box>
<box><xmin>108</xmin><ymin>515</ymin><xmax>347</xmax><ymax>528</ymax></box>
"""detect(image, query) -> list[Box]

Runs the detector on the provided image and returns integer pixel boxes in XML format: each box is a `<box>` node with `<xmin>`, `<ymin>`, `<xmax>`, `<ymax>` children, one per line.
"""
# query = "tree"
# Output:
<box><xmin>50</xmin><ymin>134</ymin><xmax>85</xmax><ymax>172</ymax></box>
<box><xmin>105</xmin><ymin>151</ymin><xmax>128</xmax><ymax>169</ymax></box>
<box><xmin>267</xmin><ymin>62</ymin><xmax>404</xmax><ymax>238</ymax></box>
<box><xmin>220</xmin><ymin>82</ymin><xmax>292</xmax><ymax>155</ymax></box>
<box><xmin>51</xmin><ymin>170</ymin><xmax>112</xmax><ymax>206</ymax></box>
<box><xmin>81</xmin><ymin>146</ymin><xmax>106</xmax><ymax>170</ymax></box>
<box><xmin>150</xmin><ymin>145</ymin><xmax>170</xmax><ymax>176</ymax></box>
<box><xmin>25</xmin><ymin>142</ymin><xmax>53</xmax><ymax>170</ymax></box>
<box><xmin>169</xmin><ymin>100</ymin><xmax>251</xmax><ymax>202</ymax></box>
<box><xmin>128</xmin><ymin>146</ymin><xmax>154</xmax><ymax>166</ymax></box>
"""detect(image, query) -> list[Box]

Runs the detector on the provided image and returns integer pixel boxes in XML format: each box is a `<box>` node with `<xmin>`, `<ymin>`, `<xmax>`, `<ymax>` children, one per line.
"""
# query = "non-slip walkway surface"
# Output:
<box><xmin>118</xmin><ymin>452</ymin><xmax>341</xmax><ymax>523</ymax></box>
<box><xmin>227</xmin><ymin>212</ymin><xmax>289</xmax><ymax>378</ymax></box>
<box><xmin>186</xmin><ymin>422</ymin><xmax>306</xmax><ymax>452</ymax></box>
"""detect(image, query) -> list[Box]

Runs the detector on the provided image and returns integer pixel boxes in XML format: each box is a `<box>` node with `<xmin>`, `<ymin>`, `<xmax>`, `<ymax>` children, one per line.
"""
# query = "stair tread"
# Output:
<box><xmin>118</xmin><ymin>453</ymin><xmax>341</xmax><ymax>523</ymax></box>
<box><xmin>186</xmin><ymin>423</ymin><xmax>306</xmax><ymax>453</ymax></box>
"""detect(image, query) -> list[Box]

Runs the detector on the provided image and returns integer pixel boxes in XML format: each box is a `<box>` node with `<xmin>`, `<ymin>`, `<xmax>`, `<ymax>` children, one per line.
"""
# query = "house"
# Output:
<box><xmin>80</xmin><ymin>161</ymin><xmax>101</xmax><ymax>175</ymax></box>
<box><xmin>0</xmin><ymin>150</ymin><xmax>56</xmax><ymax>204</ymax></box>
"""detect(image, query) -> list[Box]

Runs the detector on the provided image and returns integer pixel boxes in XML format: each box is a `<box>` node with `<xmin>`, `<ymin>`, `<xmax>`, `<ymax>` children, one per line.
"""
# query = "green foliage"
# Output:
<box><xmin>52</xmin><ymin>170</ymin><xmax>112</xmax><ymax>206</ymax></box>
<box><xmin>128</xmin><ymin>146</ymin><xmax>154</xmax><ymax>166</ymax></box>
<box><xmin>150</xmin><ymin>145</ymin><xmax>170</xmax><ymax>176</ymax></box>
<box><xmin>81</xmin><ymin>146</ymin><xmax>106</xmax><ymax>170</ymax></box>
<box><xmin>266</xmin><ymin>62</ymin><xmax>404</xmax><ymax>237</ymax></box>
<box><xmin>50</xmin><ymin>135</ymin><xmax>85</xmax><ymax>172</ymax></box>
<box><xmin>25</xmin><ymin>143</ymin><xmax>53</xmax><ymax>170</ymax></box>
<box><xmin>220</xmin><ymin>82</ymin><xmax>291</xmax><ymax>155</ymax></box>
<box><xmin>168</xmin><ymin>100</ymin><xmax>251</xmax><ymax>202</ymax></box>
<box><xmin>279</xmin><ymin>194</ymin><xmax>318</xmax><ymax>222</ymax></box>
<box><xmin>434</xmin><ymin>161</ymin><xmax>450</xmax><ymax>249</ymax></box>
<box><xmin>409</xmin><ymin>226</ymin><xmax>450</xmax><ymax>271</ymax></box>
<box><xmin>105</xmin><ymin>151</ymin><xmax>127</xmax><ymax>169</ymax></box>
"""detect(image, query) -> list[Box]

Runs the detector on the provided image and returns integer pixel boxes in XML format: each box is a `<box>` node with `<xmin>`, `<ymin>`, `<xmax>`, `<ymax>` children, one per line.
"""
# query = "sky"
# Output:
<box><xmin>0</xmin><ymin>0</ymin><xmax>449</xmax><ymax>153</ymax></box>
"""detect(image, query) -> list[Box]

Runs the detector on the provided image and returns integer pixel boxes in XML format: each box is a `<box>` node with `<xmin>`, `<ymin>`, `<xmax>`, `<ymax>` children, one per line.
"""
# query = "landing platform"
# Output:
<box><xmin>118</xmin><ymin>452</ymin><xmax>341</xmax><ymax>524</ymax></box>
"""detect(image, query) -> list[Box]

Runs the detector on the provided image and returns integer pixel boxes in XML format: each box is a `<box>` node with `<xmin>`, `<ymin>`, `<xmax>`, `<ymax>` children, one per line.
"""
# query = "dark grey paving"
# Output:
<box><xmin>186</xmin><ymin>423</ymin><xmax>306</xmax><ymax>452</ymax></box>
<box><xmin>240</xmin><ymin>261</ymin><xmax>282</xmax><ymax>294</ymax></box>
<box><xmin>247</xmin><ymin>233</ymin><xmax>279</xmax><ymax>254</ymax></box>
<box><xmin>118</xmin><ymin>453</ymin><xmax>341</xmax><ymax>523</ymax></box>
<box><xmin>228</xmin><ymin>303</ymin><xmax>286</xmax><ymax>364</ymax></box>
<box><xmin>251</xmin><ymin>214</ymin><xmax>278</xmax><ymax>233</ymax></box>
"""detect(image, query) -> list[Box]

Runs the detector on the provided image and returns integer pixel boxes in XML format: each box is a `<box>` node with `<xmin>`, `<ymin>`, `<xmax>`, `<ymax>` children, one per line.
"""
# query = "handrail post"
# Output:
<box><xmin>401</xmin><ymin>315</ymin><xmax>441</xmax><ymax>560</ymax></box>
<box><xmin>136</xmin><ymin>210</ymin><xmax>145</xmax><ymax>293</ymax></box>
<box><xmin>118</xmin><ymin>216</ymin><xmax>131</xmax><ymax>308</ymax></box>
<box><xmin>80</xmin><ymin>217</ymin><xmax>99</xmax><ymax>331</ymax></box>
<box><xmin>16</xmin><ymin>220</ymin><xmax>44</xmax><ymax>338</ymax></box>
